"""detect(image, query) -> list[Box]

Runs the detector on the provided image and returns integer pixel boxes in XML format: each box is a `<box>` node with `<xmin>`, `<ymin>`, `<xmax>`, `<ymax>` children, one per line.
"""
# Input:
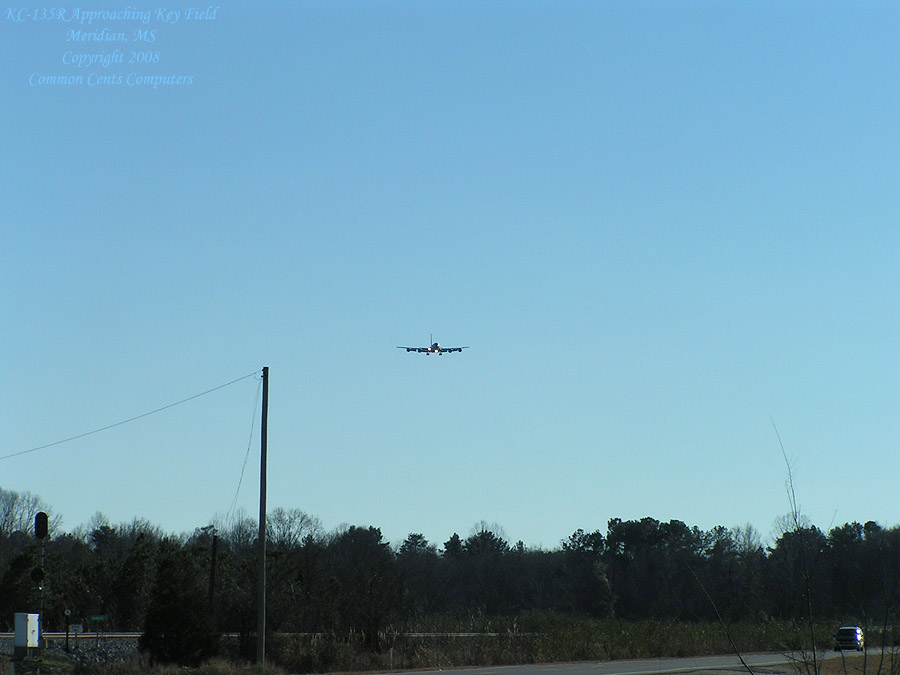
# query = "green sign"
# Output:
<box><xmin>88</xmin><ymin>615</ymin><xmax>107</xmax><ymax>622</ymax></box>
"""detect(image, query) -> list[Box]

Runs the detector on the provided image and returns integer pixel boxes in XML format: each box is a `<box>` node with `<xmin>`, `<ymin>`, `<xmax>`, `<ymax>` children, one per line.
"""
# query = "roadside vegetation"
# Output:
<box><xmin>2</xmin><ymin>486</ymin><xmax>899</xmax><ymax>673</ymax></box>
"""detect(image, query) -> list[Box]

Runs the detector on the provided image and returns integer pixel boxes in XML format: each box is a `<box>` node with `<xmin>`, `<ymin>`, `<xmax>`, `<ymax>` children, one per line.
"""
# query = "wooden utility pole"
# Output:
<box><xmin>256</xmin><ymin>366</ymin><xmax>269</xmax><ymax>664</ymax></box>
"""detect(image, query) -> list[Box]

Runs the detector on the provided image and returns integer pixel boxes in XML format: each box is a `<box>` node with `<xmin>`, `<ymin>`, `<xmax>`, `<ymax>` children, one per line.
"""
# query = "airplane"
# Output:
<box><xmin>397</xmin><ymin>334</ymin><xmax>468</xmax><ymax>355</ymax></box>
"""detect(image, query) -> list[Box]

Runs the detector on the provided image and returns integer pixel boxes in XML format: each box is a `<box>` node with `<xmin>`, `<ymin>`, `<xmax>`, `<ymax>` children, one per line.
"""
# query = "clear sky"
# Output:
<box><xmin>2</xmin><ymin>1</ymin><xmax>897</xmax><ymax>550</ymax></box>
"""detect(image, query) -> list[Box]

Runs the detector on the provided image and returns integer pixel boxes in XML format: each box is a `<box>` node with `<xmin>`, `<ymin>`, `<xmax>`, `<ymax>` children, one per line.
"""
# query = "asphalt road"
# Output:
<box><xmin>413</xmin><ymin>652</ymin><xmax>837</xmax><ymax>675</ymax></box>
<box><xmin>1</xmin><ymin>635</ymin><xmax>857</xmax><ymax>675</ymax></box>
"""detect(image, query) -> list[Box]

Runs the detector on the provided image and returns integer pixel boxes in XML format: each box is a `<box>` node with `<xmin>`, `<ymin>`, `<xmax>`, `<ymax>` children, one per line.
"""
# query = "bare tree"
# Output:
<box><xmin>0</xmin><ymin>487</ymin><xmax>61</xmax><ymax>536</ymax></box>
<box><xmin>267</xmin><ymin>507</ymin><xmax>322</xmax><ymax>551</ymax></box>
<box><xmin>213</xmin><ymin>508</ymin><xmax>257</xmax><ymax>555</ymax></box>
<box><xmin>732</xmin><ymin>523</ymin><xmax>764</xmax><ymax>559</ymax></box>
<box><xmin>772</xmin><ymin>419</ymin><xmax>823</xmax><ymax>675</ymax></box>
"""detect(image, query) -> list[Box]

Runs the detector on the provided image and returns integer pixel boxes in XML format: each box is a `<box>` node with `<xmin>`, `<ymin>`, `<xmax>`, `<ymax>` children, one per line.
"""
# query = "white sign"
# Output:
<box><xmin>69</xmin><ymin>624</ymin><xmax>84</xmax><ymax>634</ymax></box>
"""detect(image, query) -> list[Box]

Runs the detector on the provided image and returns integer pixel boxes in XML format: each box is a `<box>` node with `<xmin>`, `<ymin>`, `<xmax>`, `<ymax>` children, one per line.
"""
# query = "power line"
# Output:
<box><xmin>1</xmin><ymin>370</ymin><xmax>262</xmax><ymax>462</ymax></box>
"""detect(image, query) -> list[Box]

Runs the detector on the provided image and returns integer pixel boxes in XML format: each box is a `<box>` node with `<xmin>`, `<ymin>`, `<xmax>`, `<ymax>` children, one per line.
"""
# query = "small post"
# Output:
<box><xmin>209</xmin><ymin>533</ymin><xmax>218</xmax><ymax>610</ymax></box>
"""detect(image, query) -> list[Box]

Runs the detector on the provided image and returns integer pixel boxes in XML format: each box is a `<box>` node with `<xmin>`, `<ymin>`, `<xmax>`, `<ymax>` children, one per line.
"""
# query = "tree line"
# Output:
<box><xmin>1</xmin><ymin>486</ymin><xmax>899</xmax><ymax>663</ymax></box>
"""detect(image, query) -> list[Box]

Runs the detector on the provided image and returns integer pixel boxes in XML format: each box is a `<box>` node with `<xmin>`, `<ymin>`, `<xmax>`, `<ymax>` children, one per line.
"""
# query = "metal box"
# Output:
<box><xmin>15</xmin><ymin>613</ymin><xmax>40</xmax><ymax>648</ymax></box>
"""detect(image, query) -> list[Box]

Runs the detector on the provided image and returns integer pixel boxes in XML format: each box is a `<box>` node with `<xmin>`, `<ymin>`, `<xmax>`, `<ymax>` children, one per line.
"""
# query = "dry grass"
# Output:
<box><xmin>819</xmin><ymin>653</ymin><xmax>900</xmax><ymax>675</ymax></box>
<box><xmin>694</xmin><ymin>654</ymin><xmax>900</xmax><ymax>675</ymax></box>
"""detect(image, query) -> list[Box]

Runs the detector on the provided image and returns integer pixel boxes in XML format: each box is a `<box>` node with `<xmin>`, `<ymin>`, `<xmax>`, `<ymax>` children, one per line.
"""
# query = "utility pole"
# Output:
<box><xmin>256</xmin><ymin>366</ymin><xmax>269</xmax><ymax>664</ymax></box>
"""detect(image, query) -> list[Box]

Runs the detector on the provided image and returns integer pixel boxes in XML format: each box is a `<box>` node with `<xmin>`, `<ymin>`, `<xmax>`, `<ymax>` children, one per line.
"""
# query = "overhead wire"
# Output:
<box><xmin>1</xmin><ymin>370</ymin><xmax>261</xmax><ymax>461</ymax></box>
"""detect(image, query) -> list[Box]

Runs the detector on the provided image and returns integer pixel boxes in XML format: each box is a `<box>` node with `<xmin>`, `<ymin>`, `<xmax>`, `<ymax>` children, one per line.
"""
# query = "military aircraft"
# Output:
<box><xmin>397</xmin><ymin>335</ymin><xmax>468</xmax><ymax>355</ymax></box>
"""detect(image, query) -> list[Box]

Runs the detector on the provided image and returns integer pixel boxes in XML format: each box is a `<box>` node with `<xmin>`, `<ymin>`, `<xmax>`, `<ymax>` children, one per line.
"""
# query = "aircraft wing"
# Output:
<box><xmin>441</xmin><ymin>346</ymin><xmax>468</xmax><ymax>353</ymax></box>
<box><xmin>397</xmin><ymin>346</ymin><xmax>429</xmax><ymax>352</ymax></box>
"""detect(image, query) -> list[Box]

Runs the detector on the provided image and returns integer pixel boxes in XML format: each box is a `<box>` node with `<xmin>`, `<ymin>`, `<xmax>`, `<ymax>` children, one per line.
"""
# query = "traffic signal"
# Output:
<box><xmin>35</xmin><ymin>512</ymin><xmax>48</xmax><ymax>539</ymax></box>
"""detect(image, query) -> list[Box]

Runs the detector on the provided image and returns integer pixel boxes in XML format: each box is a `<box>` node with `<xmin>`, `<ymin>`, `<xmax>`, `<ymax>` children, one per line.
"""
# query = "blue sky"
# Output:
<box><xmin>2</xmin><ymin>1</ymin><xmax>897</xmax><ymax>549</ymax></box>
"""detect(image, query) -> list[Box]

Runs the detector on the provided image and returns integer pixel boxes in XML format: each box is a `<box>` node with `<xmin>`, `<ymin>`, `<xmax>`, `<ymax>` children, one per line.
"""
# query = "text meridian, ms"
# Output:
<box><xmin>66</xmin><ymin>28</ymin><xmax>128</xmax><ymax>43</ymax></box>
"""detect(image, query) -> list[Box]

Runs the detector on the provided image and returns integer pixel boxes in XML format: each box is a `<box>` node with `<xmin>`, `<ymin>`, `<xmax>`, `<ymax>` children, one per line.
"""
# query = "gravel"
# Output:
<box><xmin>0</xmin><ymin>635</ymin><xmax>140</xmax><ymax>666</ymax></box>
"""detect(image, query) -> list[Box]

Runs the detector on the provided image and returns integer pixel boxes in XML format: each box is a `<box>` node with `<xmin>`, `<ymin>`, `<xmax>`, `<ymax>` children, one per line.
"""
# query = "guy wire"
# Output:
<box><xmin>225</xmin><ymin>374</ymin><xmax>263</xmax><ymax>526</ymax></box>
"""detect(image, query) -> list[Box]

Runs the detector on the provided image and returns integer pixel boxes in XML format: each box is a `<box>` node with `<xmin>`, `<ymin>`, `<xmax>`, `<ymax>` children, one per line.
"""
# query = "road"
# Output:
<box><xmin>1</xmin><ymin>635</ymin><xmax>854</xmax><ymax>675</ymax></box>
<box><xmin>413</xmin><ymin>652</ymin><xmax>840</xmax><ymax>675</ymax></box>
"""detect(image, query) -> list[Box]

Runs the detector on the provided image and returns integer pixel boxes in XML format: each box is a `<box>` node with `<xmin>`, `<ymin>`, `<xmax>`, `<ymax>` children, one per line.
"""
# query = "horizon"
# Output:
<box><xmin>1</xmin><ymin>478</ymin><xmax>888</xmax><ymax>553</ymax></box>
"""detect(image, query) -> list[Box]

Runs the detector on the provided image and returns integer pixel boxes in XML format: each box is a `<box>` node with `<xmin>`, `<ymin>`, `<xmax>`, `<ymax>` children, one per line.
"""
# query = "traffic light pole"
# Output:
<box><xmin>35</xmin><ymin>512</ymin><xmax>48</xmax><ymax>649</ymax></box>
<box><xmin>256</xmin><ymin>366</ymin><xmax>268</xmax><ymax>664</ymax></box>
